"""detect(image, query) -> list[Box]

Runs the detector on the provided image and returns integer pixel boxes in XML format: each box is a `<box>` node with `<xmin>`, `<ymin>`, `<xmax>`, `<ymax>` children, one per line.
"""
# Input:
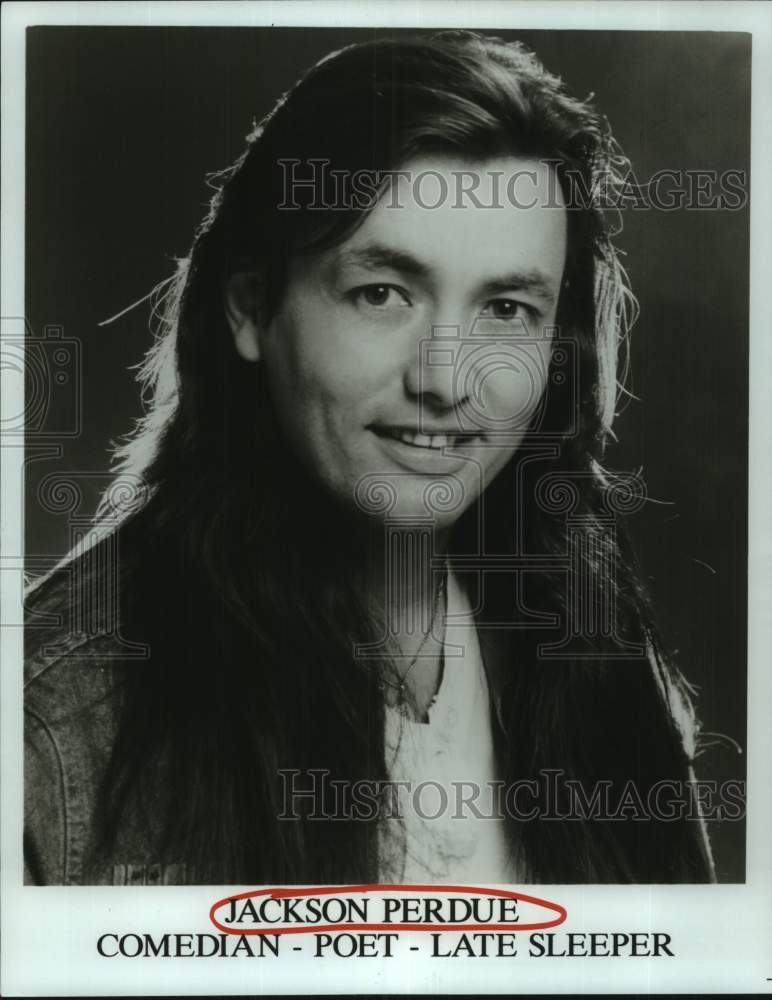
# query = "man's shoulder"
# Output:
<box><xmin>23</xmin><ymin>567</ymin><xmax>158</xmax><ymax>886</ymax></box>
<box><xmin>24</xmin><ymin>568</ymin><xmax>143</xmax><ymax>716</ymax></box>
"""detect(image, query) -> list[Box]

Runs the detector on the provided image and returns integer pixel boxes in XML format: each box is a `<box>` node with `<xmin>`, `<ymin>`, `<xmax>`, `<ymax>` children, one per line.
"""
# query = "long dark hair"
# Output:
<box><xmin>29</xmin><ymin>31</ymin><xmax>714</xmax><ymax>883</ymax></box>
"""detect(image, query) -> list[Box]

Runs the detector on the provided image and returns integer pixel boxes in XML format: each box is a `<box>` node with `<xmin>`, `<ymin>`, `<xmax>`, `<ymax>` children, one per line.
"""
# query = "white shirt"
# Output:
<box><xmin>379</xmin><ymin>569</ymin><xmax>518</xmax><ymax>884</ymax></box>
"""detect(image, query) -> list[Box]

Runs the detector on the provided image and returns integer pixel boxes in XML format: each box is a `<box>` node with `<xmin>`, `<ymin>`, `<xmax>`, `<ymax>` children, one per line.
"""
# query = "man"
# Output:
<box><xmin>24</xmin><ymin>31</ymin><xmax>714</xmax><ymax>885</ymax></box>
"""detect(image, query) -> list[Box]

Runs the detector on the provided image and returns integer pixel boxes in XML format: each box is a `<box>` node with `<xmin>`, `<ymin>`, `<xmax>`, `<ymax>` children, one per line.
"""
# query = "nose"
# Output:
<box><xmin>403</xmin><ymin>320</ymin><xmax>468</xmax><ymax>413</ymax></box>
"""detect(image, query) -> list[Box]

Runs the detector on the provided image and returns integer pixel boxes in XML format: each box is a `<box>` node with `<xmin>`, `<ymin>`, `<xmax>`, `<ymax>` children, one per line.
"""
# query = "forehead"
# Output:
<box><xmin>336</xmin><ymin>155</ymin><xmax>567</xmax><ymax>285</ymax></box>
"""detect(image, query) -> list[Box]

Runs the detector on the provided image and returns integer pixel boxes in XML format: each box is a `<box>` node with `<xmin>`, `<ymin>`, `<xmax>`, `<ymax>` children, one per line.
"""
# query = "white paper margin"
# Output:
<box><xmin>2</xmin><ymin>1</ymin><xmax>771</xmax><ymax>995</ymax></box>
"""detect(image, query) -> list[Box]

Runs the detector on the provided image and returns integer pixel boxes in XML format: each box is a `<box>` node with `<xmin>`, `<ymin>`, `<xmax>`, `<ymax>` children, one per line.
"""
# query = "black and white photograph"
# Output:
<box><xmin>2</xmin><ymin>2</ymin><xmax>770</xmax><ymax>996</ymax></box>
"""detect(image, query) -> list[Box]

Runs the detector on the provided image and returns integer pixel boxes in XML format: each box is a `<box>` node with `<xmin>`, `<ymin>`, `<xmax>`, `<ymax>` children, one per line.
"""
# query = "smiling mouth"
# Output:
<box><xmin>372</xmin><ymin>426</ymin><xmax>481</xmax><ymax>450</ymax></box>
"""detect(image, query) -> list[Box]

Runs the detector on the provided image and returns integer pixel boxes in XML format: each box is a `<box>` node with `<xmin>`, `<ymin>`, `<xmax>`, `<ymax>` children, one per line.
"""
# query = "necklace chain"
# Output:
<box><xmin>380</xmin><ymin>564</ymin><xmax>447</xmax><ymax>709</ymax></box>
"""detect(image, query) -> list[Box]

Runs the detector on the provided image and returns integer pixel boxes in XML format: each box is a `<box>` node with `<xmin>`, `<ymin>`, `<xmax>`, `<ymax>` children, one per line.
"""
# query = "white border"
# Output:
<box><xmin>3</xmin><ymin>2</ymin><xmax>771</xmax><ymax>995</ymax></box>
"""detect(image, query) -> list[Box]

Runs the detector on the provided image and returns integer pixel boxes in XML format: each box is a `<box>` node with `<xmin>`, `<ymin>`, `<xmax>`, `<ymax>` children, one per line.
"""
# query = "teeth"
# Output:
<box><xmin>388</xmin><ymin>429</ymin><xmax>474</xmax><ymax>449</ymax></box>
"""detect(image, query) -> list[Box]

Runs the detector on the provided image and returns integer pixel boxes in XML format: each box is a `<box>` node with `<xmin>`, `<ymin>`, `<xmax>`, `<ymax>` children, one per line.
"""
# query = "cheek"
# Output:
<box><xmin>467</xmin><ymin>342</ymin><xmax>553</xmax><ymax>432</ymax></box>
<box><xmin>265</xmin><ymin>316</ymin><xmax>356</xmax><ymax>427</ymax></box>
<box><xmin>272</xmin><ymin>301</ymin><xmax>387</xmax><ymax>415</ymax></box>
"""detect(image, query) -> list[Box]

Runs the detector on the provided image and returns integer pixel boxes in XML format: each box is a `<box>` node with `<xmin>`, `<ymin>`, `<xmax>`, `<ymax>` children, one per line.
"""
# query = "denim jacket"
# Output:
<box><xmin>24</xmin><ymin>573</ymin><xmax>715</xmax><ymax>886</ymax></box>
<box><xmin>24</xmin><ymin>577</ymin><xmax>189</xmax><ymax>886</ymax></box>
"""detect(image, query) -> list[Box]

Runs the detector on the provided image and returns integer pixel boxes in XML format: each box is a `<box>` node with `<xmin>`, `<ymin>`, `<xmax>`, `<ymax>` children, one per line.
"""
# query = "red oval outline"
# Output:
<box><xmin>209</xmin><ymin>884</ymin><xmax>567</xmax><ymax>936</ymax></box>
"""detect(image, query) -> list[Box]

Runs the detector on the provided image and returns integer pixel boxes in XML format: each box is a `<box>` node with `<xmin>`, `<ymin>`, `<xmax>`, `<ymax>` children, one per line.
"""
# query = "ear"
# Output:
<box><xmin>225</xmin><ymin>272</ymin><xmax>262</xmax><ymax>362</ymax></box>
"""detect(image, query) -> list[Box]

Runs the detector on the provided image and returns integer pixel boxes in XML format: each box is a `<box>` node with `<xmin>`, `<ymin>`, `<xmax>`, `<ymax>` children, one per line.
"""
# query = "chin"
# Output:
<box><xmin>349</xmin><ymin>475</ymin><xmax>470</xmax><ymax>527</ymax></box>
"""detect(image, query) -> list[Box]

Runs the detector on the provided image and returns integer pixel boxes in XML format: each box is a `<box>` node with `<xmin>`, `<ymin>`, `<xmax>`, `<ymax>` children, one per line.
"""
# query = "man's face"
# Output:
<box><xmin>230</xmin><ymin>155</ymin><xmax>567</xmax><ymax>527</ymax></box>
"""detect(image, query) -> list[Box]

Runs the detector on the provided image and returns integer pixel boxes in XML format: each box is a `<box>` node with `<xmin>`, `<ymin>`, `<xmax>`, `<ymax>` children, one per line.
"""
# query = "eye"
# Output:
<box><xmin>350</xmin><ymin>284</ymin><xmax>411</xmax><ymax>309</ymax></box>
<box><xmin>480</xmin><ymin>298</ymin><xmax>533</xmax><ymax>321</ymax></box>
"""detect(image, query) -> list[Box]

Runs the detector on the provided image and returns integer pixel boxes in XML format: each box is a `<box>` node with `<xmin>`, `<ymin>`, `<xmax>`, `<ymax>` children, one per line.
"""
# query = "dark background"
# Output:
<box><xmin>24</xmin><ymin>26</ymin><xmax>750</xmax><ymax>881</ymax></box>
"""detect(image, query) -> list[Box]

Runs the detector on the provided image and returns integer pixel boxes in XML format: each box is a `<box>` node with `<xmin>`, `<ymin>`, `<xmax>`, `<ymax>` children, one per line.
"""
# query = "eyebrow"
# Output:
<box><xmin>334</xmin><ymin>243</ymin><xmax>432</xmax><ymax>281</ymax></box>
<box><xmin>332</xmin><ymin>241</ymin><xmax>559</xmax><ymax>303</ymax></box>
